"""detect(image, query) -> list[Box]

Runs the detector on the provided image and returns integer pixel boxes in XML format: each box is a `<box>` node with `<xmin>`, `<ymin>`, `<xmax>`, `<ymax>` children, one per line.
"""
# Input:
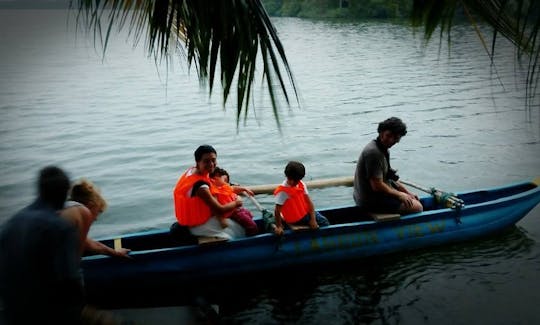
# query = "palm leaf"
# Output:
<box><xmin>412</xmin><ymin>0</ymin><xmax>540</xmax><ymax>108</ymax></box>
<box><xmin>70</xmin><ymin>0</ymin><xmax>299</xmax><ymax>127</ymax></box>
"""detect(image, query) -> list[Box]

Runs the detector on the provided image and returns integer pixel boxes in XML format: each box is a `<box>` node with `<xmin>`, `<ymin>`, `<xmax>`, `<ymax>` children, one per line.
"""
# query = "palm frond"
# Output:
<box><xmin>71</xmin><ymin>0</ymin><xmax>299</xmax><ymax>127</ymax></box>
<box><xmin>412</xmin><ymin>0</ymin><xmax>540</xmax><ymax>107</ymax></box>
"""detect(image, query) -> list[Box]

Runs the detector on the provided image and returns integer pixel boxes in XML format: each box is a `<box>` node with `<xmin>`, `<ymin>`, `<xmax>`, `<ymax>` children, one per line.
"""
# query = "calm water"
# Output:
<box><xmin>1</xmin><ymin>10</ymin><xmax>540</xmax><ymax>324</ymax></box>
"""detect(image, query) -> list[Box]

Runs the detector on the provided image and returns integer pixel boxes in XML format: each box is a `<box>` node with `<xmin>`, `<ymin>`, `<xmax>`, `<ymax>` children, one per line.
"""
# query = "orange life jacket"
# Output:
<box><xmin>173</xmin><ymin>167</ymin><xmax>213</xmax><ymax>226</ymax></box>
<box><xmin>211</xmin><ymin>183</ymin><xmax>237</xmax><ymax>218</ymax></box>
<box><xmin>273</xmin><ymin>181</ymin><xmax>309</xmax><ymax>223</ymax></box>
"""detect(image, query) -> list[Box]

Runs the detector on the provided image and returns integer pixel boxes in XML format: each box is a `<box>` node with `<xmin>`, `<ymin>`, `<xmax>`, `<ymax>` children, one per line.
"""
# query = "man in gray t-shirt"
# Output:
<box><xmin>353</xmin><ymin>117</ymin><xmax>423</xmax><ymax>214</ymax></box>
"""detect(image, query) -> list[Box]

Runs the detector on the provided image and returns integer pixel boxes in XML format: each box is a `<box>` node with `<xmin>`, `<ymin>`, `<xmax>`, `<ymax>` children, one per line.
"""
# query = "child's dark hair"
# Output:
<box><xmin>377</xmin><ymin>117</ymin><xmax>407</xmax><ymax>136</ymax></box>
<box><xmin>284</xmin><ymin>161</ymin><xmax>305</xmax><ymax>181</ymax></box>
<box><xmin>210</xmin><ymin>167</ymin><xmax>229</xmax><ymax>181</ymax></box>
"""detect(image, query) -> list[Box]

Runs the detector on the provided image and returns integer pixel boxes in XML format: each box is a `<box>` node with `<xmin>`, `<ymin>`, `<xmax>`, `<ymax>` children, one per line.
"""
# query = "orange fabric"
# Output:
<box><xmin>273</xmin><ymin>181</ymin><xmax>309</xmax><ymax>223</ymax></box>
<box><xmin>173</xmin><ymin>167</ymin><xmax>213</xmax><ymax>226</ymax></box>
<box><xmin>211</xmin><ymin>183</ymin><xmax>237</xmax><ymax>218</ymax></box>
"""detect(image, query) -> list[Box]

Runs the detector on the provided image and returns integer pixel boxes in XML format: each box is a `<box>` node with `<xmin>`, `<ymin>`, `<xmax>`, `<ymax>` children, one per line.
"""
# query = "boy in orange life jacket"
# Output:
<box><xmin>273</xmin><ymin>161</ymin><xmax>330</xmax><ymax>236</ymax></box>
<box><xmin>210</xmin><ymin>167</ymin><xmax>258</xmax><ymax>236</ymax></box>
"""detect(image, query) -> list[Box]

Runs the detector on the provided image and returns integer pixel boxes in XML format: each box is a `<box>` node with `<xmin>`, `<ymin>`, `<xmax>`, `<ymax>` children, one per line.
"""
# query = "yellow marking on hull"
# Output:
<box><xmin>113</xmin><ymin>238</ymin><xmax>122</xmax><ymax>250</ymax></box>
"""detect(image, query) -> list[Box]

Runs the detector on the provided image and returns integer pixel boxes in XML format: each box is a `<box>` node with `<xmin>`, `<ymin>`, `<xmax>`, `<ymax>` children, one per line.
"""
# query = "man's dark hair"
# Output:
<box><xmin>284</xmin><ymin>161</ymin><xmax>305</xmax><ymax>181</ymax></box>
<box><xmin>38</xmin><ymin>166</ymin><xmax>70</xmax><ymax>210</ymax></box>
<box><xmin>377</xmin><ymin>117</ymin><xmax>407</xmax><ymax>136</ymax></box>
<box><xmin>194</xmin><ymin>145</ymin><xmax>217</xmax><ymax>162</ymax></box>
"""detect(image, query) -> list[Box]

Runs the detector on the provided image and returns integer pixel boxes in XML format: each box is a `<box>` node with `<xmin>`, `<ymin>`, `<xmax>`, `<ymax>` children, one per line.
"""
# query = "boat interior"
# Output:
<box><xmin>83</xmin><ymin>181</ymin><xmax>537</xmax><ymax>257</ymax></box>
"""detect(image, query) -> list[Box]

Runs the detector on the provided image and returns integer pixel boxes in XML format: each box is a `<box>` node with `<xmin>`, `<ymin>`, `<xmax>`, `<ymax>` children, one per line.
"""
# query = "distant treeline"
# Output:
<box><xmin>262</xmin><ymin>0</ymin><xmax>414</xmax><ymax>19</ymax></box>
<box><xmin>0</xmin><ymin>0</ymin><xmax>70</xmax><ymax>9</ymax></box>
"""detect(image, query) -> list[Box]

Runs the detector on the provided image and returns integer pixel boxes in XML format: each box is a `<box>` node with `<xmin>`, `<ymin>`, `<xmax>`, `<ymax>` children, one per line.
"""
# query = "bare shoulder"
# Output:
<box><xmin>61</xmin><ymin>204</ymin><xmax>93</xmax><ymax>224</ymax></box>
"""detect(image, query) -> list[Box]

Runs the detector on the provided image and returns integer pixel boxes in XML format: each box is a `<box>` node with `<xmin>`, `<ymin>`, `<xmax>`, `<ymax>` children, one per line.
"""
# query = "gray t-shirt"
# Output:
<box><xmin>353</xmin><ymin>140</ymin><xmax>391</xmax><ymax>207</ymax></box>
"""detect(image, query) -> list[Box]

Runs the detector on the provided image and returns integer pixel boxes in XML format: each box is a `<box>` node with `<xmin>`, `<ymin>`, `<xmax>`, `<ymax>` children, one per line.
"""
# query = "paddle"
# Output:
<box><xmin>246</xmin><ymin>195</ymin><xmax>277</xmax><ymax>232</ymax></box>
<box><xmin>399</xmin><ymin>180</ymin><xmax>465</xmax><ymax>209</ymax></box>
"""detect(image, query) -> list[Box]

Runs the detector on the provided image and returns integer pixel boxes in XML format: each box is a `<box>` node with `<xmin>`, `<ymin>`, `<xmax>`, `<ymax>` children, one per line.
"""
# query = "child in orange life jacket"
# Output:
<box><xmin>273</xmin><ymin>161</ymin><xmax>330</xmax><ymax>236</ymax></box>
<box><xmin>210</xmin><ymin>167</ymin><xmax>258</xmax><ymax>236</ymax></box>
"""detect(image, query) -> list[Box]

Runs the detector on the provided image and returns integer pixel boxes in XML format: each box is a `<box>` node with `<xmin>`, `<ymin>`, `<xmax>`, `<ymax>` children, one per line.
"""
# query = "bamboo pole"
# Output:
<box><xmin>247</xmin><ymin>177</ymin><xmax>464</xmax><ymax>209</ymax></box>
<box><xmin>247</xmin><ymin>176</ymin><xmax>354</xmax><ymax>195</ymax></box>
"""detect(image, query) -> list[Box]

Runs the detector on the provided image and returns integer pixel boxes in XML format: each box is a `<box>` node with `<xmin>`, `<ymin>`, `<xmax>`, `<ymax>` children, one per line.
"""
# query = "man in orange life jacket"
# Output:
<box><xmin>273</xmin><ymin>161</ymin><xmax>330</xmax><ymax>236</ymax></box>
<box><xmin>173</xmin><ymin>145</ymin><xmax>246</xmax><ymax>239</ymax></box>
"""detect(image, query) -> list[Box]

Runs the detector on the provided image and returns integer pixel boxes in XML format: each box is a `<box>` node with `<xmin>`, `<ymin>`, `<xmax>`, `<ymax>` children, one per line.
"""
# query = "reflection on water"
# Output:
<box><xmin>208</xmin><ymin>226</ymin><xmax>536</xmax><ymax>324</ymax></box>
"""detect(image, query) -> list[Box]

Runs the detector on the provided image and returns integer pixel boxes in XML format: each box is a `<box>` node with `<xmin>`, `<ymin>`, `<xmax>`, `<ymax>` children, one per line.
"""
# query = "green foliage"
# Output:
<box><xmin>281</xmin><ymin>1</ymin><xmax>302</xmax><ymax>16</ymax></box>
<box><xmin>262</xmin><ymin>0</ymin><xmax>413</xmax><ymax>19</ymax></box>
<box><xmin>262</xmin><ymin>0</ymin><xmax>283</xmax><ymax>16</ymax></box>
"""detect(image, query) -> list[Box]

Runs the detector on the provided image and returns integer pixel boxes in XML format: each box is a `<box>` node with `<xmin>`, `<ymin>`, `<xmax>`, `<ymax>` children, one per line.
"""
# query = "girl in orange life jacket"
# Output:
<box><xmin>173</xmin><ymin>145</ymin><xmax>246</xmax><ymax>239</ymax></box>
<box><xmin>273</xmin><ymin>161</ymin><xmax>330</xmax><ymax>236</ymax></box>
<box><xmin>210</xmin><ymin>167</ymin><xmax>258</xmax><ymax>236</ymax></box>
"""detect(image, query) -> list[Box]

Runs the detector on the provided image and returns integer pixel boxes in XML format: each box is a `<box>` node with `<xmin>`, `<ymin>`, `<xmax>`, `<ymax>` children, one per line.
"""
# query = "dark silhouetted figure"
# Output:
<box><xmin>0</xmin><ymin>166</ymin><xmax>85</xmax><ymax>325</ymax></box>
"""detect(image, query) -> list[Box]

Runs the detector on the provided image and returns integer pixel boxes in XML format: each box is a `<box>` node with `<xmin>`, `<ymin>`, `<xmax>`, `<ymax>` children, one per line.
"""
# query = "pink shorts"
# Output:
<box><xmin>230</xmin><ymin>207</ymin><xmax>258</xmax><ymax>236</ymax></box>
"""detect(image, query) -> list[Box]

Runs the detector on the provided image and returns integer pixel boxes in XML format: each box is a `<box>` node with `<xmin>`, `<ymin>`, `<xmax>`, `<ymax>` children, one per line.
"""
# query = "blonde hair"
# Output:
<box><xmin>69</xmin><ymin>179</ymin><xmax>108</xmax><ymax>212</ymax></box>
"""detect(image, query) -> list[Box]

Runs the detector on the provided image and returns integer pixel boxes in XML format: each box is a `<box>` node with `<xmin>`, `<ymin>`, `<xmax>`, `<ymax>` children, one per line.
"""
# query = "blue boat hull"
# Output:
<box><xmin>81</xmin><ymin>179</ymin><xmax>540</xmax><ymax>307</ymax></box>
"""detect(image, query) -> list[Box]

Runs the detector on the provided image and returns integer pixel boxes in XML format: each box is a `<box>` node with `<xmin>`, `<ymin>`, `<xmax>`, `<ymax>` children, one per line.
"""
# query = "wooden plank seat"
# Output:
<box><xmin>280</xmin><ymin>212</ymin><xmax>311</xmax><ymax>232</ymax></box>
<box><xmin>287</xmin><ymin>224</ymin><xmax>311</xmax><ymax>231</ymax></box>
<box><xmin>367</xmin><ymin>212</ymin><xmax>401</xmax><ymax>222</ymax></box>
<box><xmin>197</xmin><ymin>236</ymin><xmax>229</xmax><ymax>245</ymax></box>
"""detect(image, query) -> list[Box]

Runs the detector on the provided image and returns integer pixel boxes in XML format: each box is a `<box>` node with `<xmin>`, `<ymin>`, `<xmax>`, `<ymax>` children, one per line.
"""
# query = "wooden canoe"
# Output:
<box><xmin>81</xmin><ymin>178</ymin><xmax>540</xmax><ymax>307</ymax></box>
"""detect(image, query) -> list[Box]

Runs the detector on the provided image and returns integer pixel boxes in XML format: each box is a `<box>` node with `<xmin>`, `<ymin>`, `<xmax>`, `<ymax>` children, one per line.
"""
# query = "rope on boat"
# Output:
<box><xmin>429</xmin><ymin>187</ymin><xmax>464</xmax><ymax>210</ymax></box>
<box><xmin>426</xmin><ymin>186</ymin><xmax>463</xmax><ymax>223</ymax></box>
<box><xmin>246</xmin><ymin>195</ymin><xmax>277</xmax><ymax>232</ymax></box>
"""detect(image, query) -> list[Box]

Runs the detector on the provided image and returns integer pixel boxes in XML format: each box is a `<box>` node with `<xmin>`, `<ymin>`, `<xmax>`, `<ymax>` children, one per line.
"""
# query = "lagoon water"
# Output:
<box><xmin>1</xmin><ymin>10</ymin><xmax>540</xmax><ymax>324</ymax></box>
